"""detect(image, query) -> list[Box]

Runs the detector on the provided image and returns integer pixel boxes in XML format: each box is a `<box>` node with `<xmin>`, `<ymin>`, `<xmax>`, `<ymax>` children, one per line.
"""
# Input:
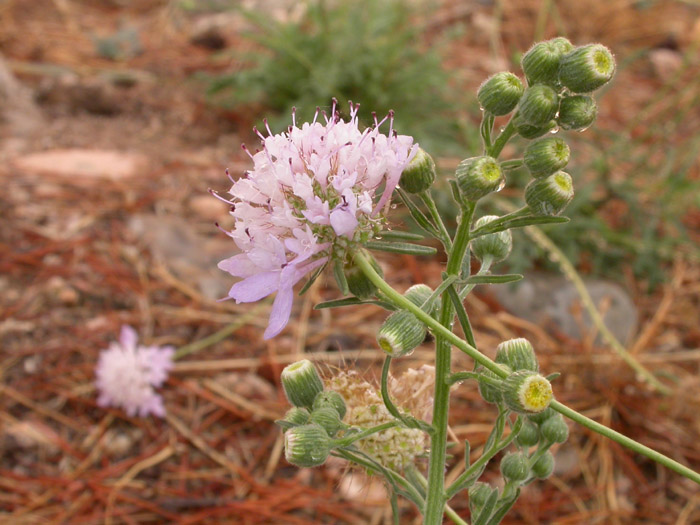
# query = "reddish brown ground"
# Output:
<box><xmin>1</xmin><ymin>0</ymin><xmax>699</xmax><ymax>523</ymax></box>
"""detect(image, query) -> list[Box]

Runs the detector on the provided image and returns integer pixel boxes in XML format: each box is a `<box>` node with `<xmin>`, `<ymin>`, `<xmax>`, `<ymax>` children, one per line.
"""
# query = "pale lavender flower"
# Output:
<box><xmin>95</xmin><ymin>325</ymin><xmax>175</xmax><ymax>418</ymax></box>
<box><xmin>217</xmin><ymin>102</ymin><xmax>417</xmax><ymax>339</ymax></box>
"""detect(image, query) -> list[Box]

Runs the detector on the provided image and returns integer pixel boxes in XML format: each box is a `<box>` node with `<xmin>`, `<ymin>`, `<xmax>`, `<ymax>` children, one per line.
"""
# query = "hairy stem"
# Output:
<box><xmin>353</xmin><ymin>251</ymin><xmax>700</xmax><ymax>487</ymax></box>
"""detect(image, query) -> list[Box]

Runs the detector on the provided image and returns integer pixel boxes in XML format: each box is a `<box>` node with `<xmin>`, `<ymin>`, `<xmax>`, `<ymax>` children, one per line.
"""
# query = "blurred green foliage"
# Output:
<box><xmin>205</xmin><ymin>0</ymin><xmax>466</xmax><ymax>153</ymax></box>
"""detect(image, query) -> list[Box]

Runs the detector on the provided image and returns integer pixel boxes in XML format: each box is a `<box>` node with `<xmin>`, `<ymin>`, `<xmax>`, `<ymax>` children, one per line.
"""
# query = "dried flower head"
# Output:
<box><xmin>217</xmin><ymin>101</ymin><xmax>417</xmax><ymax>339</ymax></box>
<box><xmin>95</xmin><ymin>326</ymin><xmax>174</xmax><ymax>418</ymax></box>
<box><xmin>327</xmin><ymin>365</ymin><xmax>434</xmax><ymax>470</ymax></box>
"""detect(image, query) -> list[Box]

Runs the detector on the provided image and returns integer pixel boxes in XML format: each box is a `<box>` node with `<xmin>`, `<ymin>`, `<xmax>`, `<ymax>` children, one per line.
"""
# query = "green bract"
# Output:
<box><xmin>377</xmin><ymin>310</ymin><xmax>426</xmax><ymax>357</ymax></box>
<box><xmin>517</xmin><ymin>85</ymin><xmax>559</xmax><ymax>126</ymax></box>
<box><xmin>495</xmin><ymin>338</ymin><xmax>539</xmax><ymax>372</ymax></box>
<box><xmin>281</xmin><ymin>360</ymin><xmax>325</xmax><ymax>409</ymax></box>
<box><xmin>400</xmin><ymin>148</ymin><xmax>436</xmax><ymax>194</ymax></box>
<box><xmin>559</xmin><ymin>44</ymin><xmax>616</xmax><ymax>93</ymax></box>
<box><xmin>477</xmin><ymin>72</ymin><xmax>524</xmax><ymax>115</ymax></box>
<box><xmin>284</xmin><ymin>423</ymin><xmax>332</xmax><ymax>467</ymax></box>
<box><xmin>524</xmin><ymin>138</ymin><xmax>570</xmax><ymax>178</ymax></box>
<box><xmin>456</xmin><ymin>156</ymin><xmax>504</xmax><ymax>201</ymax></box>
<box><xmin>558</xmin><ymin>94</ymin><xmax>598</xmax><ymax>131</ymax></box>
<box><xmin>525</xmin><ymin>171</ymin><xmax>575</xmax><ymax>216</ymax></box>
<box><xmin>470</xmin><ymin>215</ymin><xmax>513</xmax><ymax>264</ymax></box>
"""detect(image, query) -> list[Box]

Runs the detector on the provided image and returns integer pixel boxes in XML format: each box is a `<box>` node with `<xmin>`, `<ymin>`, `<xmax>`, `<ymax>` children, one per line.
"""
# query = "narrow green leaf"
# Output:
<box><xmin>378</xmin><ymin>230</ymin><xmax>425</xmax><ymax>241</ymax></box>
<box><xmin>333</xmin><ymin>259</ymin><xmax>349</xmax><ymax>295</ymax></box>
<box><xmin>396</xmin><ymin>188</ymin><xmax>440</xmax><ymax>237</ymax></box>
<box><xmin>472</xmin><ymin>215</ymin><xmax>569</xmax><ymax>237</ymax></box>
<box><xmin>473</xmin><ymin>488</ymin><xmax>500</xmax><ymax>525</ymax></box>
<box><xmin>366</xmin><ymin>240</ymin><xmax>437</xmax><ymax>256</ymax></box>
<box><xmin>298</xmin><ymin>261</ymin><xmax>327</xmax><ymax>295</ymax></box>
<box><xmin>465</xmin><ymin>274</ymin><xmax>523</xmax><ymax>285</ymax></box>
<box><xmin>314</xmin><ymin>297</ymin><xmax>396</xmax><ymax>310</ymax></box>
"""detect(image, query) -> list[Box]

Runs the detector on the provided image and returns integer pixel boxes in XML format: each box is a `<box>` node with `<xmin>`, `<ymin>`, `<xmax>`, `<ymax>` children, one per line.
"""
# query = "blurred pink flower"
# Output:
<box><xmin>217</xmin><ymin>102</ymin><xmax>417</xmax><ymax>339</ymax></box>
<box><xmin>95</xmin><ymin>325</ymin><xmax>174</xmax><ymax>418</ymax></box>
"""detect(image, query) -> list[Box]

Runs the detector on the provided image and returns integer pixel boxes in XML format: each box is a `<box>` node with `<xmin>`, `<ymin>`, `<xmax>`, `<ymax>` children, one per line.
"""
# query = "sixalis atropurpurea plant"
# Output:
<box><xmin>213</xmin><ymin>38</ymin><xmax>700</xmax><ymax>524</ymax></box>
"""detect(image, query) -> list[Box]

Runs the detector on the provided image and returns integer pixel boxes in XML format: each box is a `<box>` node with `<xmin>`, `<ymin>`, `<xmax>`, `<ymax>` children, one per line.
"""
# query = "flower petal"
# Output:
<box><xmin>229</xmin><ymin>271</ymin><xmax>280</xmax><ymax>303</ymax></box>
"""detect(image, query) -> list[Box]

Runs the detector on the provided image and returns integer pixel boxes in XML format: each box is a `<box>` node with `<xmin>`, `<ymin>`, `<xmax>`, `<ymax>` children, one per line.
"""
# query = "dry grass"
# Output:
<box><xmin>1</xmin><ymin>0</ymin><xmax>699</xmax><ymax>523</ymax></box>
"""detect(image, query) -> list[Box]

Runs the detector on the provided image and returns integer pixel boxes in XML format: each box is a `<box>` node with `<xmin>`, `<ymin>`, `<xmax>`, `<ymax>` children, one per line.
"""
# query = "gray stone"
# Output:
<box><xmin>491</xmin><ymin>272</ymin><xmax>638</xmax><ymax>344</ymax></box>
<box><xmin>127</xmin><ymin>214</ymin><xmax>234</xmax><ymax>301</ymax></box>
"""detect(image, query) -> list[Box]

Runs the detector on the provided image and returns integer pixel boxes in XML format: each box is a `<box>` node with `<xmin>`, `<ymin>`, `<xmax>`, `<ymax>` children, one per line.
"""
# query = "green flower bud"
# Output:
<box><xmin>345</xmin><ymin>251</ymin><xmax>382</xmax><ymax>299</ymax></box>
<box><xmin>550</xmin><ymin>36</ymin><xmax>574</xmax><ymax>56</ymax></box>
<box><xmin>404</xmin><ymin>284</ymin><xmax>440</xmax><ymax>316</ymax></box>
<box><xmin>557</xmin><ymin>94</ymin><xmax>597</xmax><ymax>131</ymax></box>
<box><xmin>500</xmin><ymin>451</ymin><xmax>531</xmax><ymax>482</ymax></box>
<box><xmin>531</xmin><ymin>450</ymin><xmax>555</xmax><ymax>479</ymax></box>
<box><xmin>513</xmin><ymin>115</ymin><xmax>558</xmax><ymax>139</ymax></box>
<box><xmin>517</xmin><ymin>85</ymin><xmax>559</xmax><ymax>126</ymax></box>
<box><xmin>559</xmin><ymin>44</ymin><xmax>616</xmax><ymax>93</ymax></box>
<box><xmin>477</xmin><ymin>365</ymin><xmax>510</xmax><ymax>404</ymax></box>
<box><xmin>525</xmin><ymin>170</ymin><xmax>574</xmax><ymax>216</ymax></box>
<box><xmin>310</xmin><ymin>406</ymin><xmax>344</xmax><ymax>437</ymax></box>
<box><xmin>313</xmin><ymin>390</ymin><xmax>347</xmax><ymax>419</ymax></box>
<box><xmin>470</xmin><ymin>215</ymin><xmax>512</xmax><ymax>264</ymax></box>
<box><xmin>516</xmin><ymin>419</ymin><xmax>541</xmax><ymax>448</ymax></box>
<box><xmin>377</xmin><ymin>310</ymin><xmax>427</xmax><ymax>357</ymax></box>
<box><xmin>277</xmin><ymin>406</ymin><xmax>310</xmax><ymax>431</ymax></box>
<box><xmin>528</xmin><ymin>406</ymin><xmax>556</xmax><ymax>425</ymax></box>
<box><xmin>524</xmin><ymin>137</ymin><xmax>570</xmax><ymax>178</ymax></box>
<box><xmin>540</xmin><ymin>414</ymin><xmax>569</xmax><ymax>443</ymax></box>
<box><xmin>521</xmin><ymin>40</ymin><xmax>566</xmax><ymax>86</ymax></box>
<box><xmin>503</xmin><ymin>370</ymin><xmax>553</xmax><ymax>414</ymax></box>
<box><xmin>495</xmin><ymin>338</ymin><xmax>539</xmax><ymax>372</ymax></box>
<box><xmin>281</xmin><ymin>359</ymin><xmax>324</xmax><ymax>409</ymax></box>
<box><xmin>456</xmin><ymin>156</ymin><xmax>504</xmax><ymax>201</ymax></box>
<box><xmin>400</xmin><ymin>148</ymin><xmax>436</xmax><ymax>194</ymax></box>
<box><xmin>477</xmin><ymin>72</ymin><xmax>524</xmax><ymax>116</ymax></box>
<box><xmin>284</xmin><ymin>423</ymin><xmax>331</xmax><ymax>467</ymax></box>
<box><xmin>469</xmin><ymin>482</ymin><xmax>494</xmax><ymax>511</ymax></box>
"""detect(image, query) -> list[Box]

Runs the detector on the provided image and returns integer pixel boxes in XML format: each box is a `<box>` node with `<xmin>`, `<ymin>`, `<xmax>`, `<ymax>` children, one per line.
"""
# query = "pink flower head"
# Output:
<box><xmin>95</xmin><ymin>325</ymin><xmax>175</xmax><ymax>418</ymax></box>
<box><xmin>217</xmin><ymin>102</ymin><xmax>418</xmax><ymax>339</ymax></box>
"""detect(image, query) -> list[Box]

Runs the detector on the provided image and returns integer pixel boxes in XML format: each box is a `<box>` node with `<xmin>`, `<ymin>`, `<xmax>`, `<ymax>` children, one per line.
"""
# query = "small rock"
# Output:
<box><xmin>649</xmin><ymin>48</ymin><xmax>683</xmax><ymax>79</ymax></box>
<box><xmin>12</xmin><ymin>149</ymin><xmax>149</xmax><ymax>181</ymax></box>
<box><xmin>128</xmin><ymin>214</ymin><xmax>233</xmax><ymax>300</ymax></box>
<box><xmin>491</xmin><ymin>272</ymin><xmax>638</xmax><ymax>344</ymax></box>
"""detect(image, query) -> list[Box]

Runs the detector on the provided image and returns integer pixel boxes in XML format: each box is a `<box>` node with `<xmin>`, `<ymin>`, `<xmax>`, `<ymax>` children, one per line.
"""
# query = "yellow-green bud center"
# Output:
<box><xmin>518</xmin><ymin>375</ymin><xmax>553</xmax><ymax>412</ymax></box>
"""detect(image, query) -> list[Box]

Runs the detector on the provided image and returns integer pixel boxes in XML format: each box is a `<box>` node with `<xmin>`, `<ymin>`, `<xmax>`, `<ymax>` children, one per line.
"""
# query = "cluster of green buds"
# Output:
<box><xmin>277</xmin><ymin>360</ymin><xmax>347</xmax><ymax>467</ymax></box>
<box><xmin>467</xmin><ymin>38</ymin><xmax>616</xmax><ymax>216</ymax></box>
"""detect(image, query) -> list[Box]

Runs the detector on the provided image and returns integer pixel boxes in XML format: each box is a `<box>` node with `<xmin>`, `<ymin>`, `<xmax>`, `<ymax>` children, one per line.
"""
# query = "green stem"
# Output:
<box><xmin>420</xmin><ymin>191</ymin><xmax>453</xmax><ymax>251</ymax></box>
<box><xmin>446</xmin><ymin>416</ymin><xmax>521</xmax><ymax>499</ymax></box>
<box><xmin>410</xmin><ymin>468</ymin><xmax>471</xmax><ymax>525</ymax></box>
<box><xmin>333</xmin><ymin>421</ymin><xmax>400</xmax><ymax>447</ymax></box>
<box><xmin>550</xmin><ymin>400</ymin><xmax>700</xmax><ymax>484</ymax></box>
<box><xmin>487</xmin><ymin>119</ymin><xmax>516</xmax><ymax>158</ymax></box>
<box><xmin>423</xmin><ymin>202</ymin><xmax>475</xmax><ymax>525</ymax></box>
<box><xmin>380</xmin><ymin>356</ymin><xmax>433</xmax><ymax>433</ymax></box>
<box><xmin>353</xmin><ymin>251</ymin><xmax>700</xmax><ymax>487</ymax></box>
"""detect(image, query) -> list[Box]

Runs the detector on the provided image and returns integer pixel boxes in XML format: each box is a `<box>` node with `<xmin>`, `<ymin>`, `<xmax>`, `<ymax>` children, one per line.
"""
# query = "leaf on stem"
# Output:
<box><xmin>472</xmin><ymin>215</ymin><xmax>569</xmax><ymax>238</ymax></box>
<box><xmin>366</xmin><ymin>240</ymin><xmax>437</xmax><ymax>256</ymax></box>
<box><xmin>464</xmin><ymin>274</ymin><xmax>523</xmax><ymax>285</ymax></box>
<box><xmin>314</xmin><ymin>297</ymin><xmax>396</xmax><ymax>310</ymax></box>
